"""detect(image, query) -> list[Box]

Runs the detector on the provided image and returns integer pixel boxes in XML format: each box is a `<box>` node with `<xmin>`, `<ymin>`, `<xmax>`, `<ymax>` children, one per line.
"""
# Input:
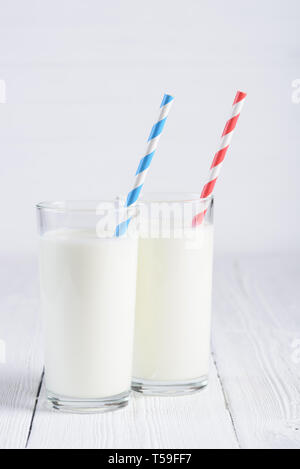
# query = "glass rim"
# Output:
<box><xmin>135</xmin><ymin>192</ymin><xmax>213</xmax><ymax>204</ymax></box>
<box><xmin>36</xmin><ymin>194</ymin><xmax>213</xmax><ymax>212</ymax></box>
<box><xmin>36</xmin><ymin>200</ymin><xmax>129</xmax><ymax>214</ymax></box>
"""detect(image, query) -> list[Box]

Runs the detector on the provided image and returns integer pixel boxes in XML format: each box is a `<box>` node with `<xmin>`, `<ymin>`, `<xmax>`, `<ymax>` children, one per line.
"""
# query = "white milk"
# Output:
<box><xmin>133</xmin><ymin>224</ymin><xmax>213</xmax><ymax>382</ymax></box>
<box><xmin>39</xmin><ymin>229</ymin><xmax>138</xmax><ymax>399</ymax></box>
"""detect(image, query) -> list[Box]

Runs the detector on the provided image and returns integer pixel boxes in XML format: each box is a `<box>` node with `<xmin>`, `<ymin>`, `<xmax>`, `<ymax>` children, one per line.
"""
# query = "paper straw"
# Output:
<box><xmin>115</xmin><ymin>93</ymin><xmax>174</xmax><ymax>236</ymax></box>
<box><xmin>192</xmin><ymin>90</ymin><xmax>247</xmax><ymax>227</ymax></box>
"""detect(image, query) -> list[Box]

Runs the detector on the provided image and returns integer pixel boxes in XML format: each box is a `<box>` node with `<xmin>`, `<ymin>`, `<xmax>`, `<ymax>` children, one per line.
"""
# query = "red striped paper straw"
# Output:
<box><xmin>192</xmin><ymin>90</ymin><xmax>247</xmax><ymax>227</ymax></box>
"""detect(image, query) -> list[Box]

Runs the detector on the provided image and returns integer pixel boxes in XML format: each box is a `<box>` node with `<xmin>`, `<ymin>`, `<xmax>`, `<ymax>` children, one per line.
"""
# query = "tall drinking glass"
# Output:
<box><xmin>132</xmin><ymin>193</ymin><xmax>214</xmax><ymax>395</ymax></box>
<box><xmin>37</xmin><ymin>201</ymin><xmax>138</xmax><ymax>412</ymax></box>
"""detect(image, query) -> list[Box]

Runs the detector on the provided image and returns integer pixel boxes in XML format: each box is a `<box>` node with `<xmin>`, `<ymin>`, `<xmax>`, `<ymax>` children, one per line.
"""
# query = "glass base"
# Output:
<box><xmin>47</xmin><ymin>390</ymin><xmax>130</xmax><ymax>414</ymax></box>
<box><xmin>131</xmin><ymin>376</ymin><xmax>208</xmax><ymax>396</ymax></box>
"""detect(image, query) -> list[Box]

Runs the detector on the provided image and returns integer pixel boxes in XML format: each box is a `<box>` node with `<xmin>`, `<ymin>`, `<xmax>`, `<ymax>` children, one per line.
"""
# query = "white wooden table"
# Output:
<box><xmin>1</xmin><ymin>253</ymin><xmax>300</xmax><ymax>449</ymax></box>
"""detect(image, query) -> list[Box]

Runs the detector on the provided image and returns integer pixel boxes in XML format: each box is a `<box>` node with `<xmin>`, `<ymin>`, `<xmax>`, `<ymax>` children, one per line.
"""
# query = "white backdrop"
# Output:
<box><xmin>0</xmin><ymin>0</ymin><xmax>299</xmax><ymax>255</ymax></box>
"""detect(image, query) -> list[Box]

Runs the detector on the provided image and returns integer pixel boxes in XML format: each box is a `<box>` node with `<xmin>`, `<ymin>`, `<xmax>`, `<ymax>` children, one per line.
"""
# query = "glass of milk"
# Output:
<box><xmin>132</xmin><ymin>193</ymin><xmax>214</xmax><ymax>395</ymax></box>
<box><xmin>37</xmin><ymin>200</ymin><xmax>138</xmax><ymax>413</ymax></box>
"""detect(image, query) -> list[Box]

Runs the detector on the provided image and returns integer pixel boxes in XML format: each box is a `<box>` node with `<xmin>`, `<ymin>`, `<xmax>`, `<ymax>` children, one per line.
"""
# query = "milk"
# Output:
<box><xmin>39</xmin><ymin>229</ymin><xmax>138</xmax><ymax>399</ymax></box>
<box><xmin>133</xmin><ymin>224</ymin><xmax>213</xmax><ymax>382</ymax></box>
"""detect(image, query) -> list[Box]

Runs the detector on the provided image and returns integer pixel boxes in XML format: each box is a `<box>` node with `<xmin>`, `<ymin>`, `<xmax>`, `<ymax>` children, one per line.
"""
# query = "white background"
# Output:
<box><xmin>0</xmin><ymin>0</ymin><xmax>299</xmax><ymax>255</ymax></box>
<box><xmin>0</xmin><ymin>2</ymin><xmax>300</xmax><ymax>450</ymax></box>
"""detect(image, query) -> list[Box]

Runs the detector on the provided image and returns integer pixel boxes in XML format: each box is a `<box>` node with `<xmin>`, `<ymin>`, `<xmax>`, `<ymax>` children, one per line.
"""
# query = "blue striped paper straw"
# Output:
<box><xmin>115</xmin><ymin>93</ymin><xmax>174</xmax><ymax>237</ymax></box>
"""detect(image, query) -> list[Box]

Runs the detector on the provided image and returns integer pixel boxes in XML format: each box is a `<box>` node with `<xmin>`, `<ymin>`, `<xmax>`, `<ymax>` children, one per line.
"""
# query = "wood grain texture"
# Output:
<box><xmin>212</xmin><ymin>255</ymin><xmax>300</xmax><ymax>449</ymax></box>
<box><xmin>0</xmin><ymin>254</ymin><xmax>43</xmax><ymax>449</ymax></box>
<box><xmin>1</xmin><ymin>254</ymin><xmax>300</xmax><ymax>449</ymax></box>
<box><xmin>27</xmin><ymin>358</ymin><xmax>238</xmax><ymax>449</ymax></box>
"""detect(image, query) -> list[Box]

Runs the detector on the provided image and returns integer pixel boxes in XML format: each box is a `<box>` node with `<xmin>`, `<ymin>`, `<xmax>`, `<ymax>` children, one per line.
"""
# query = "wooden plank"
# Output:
<box><xmin>0</xmin><ymin>254</ymin><xmax>43</xmax><ymax>449</ymax></box>
<box><xmin>212</xmin><ymin>255</ymin><xmax>300</xmax><ymax>449</ymax></box>
<box><xmin>8</xmin><ymin>253</ymin><xmax>299</xmax><ymax>449</ymax></box>
<box><xmin>27</xmin><ymin>357</ymin><xmax>238</xmax><ymax>449</ymax></box>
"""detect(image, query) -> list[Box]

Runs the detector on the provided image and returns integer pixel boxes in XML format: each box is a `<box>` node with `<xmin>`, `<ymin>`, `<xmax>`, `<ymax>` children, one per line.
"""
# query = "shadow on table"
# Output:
<box><xmin>0</xmin><ymin>367</ymin><xmax>44</xmax><ymax>412</ymax></box>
